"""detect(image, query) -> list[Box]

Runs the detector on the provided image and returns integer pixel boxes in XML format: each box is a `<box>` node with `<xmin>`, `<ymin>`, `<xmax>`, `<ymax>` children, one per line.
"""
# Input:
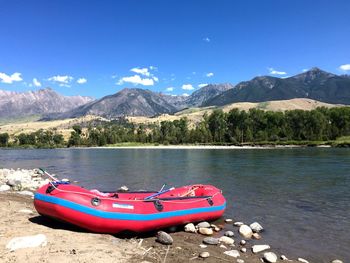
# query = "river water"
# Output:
<box><xmin>0</xmin><ymin>148</ymin><xmax>349</xmax><ymax>262</ymax></box>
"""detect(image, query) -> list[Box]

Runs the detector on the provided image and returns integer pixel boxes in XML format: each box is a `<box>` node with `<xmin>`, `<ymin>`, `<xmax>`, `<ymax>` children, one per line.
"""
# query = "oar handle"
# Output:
<box><xmin>144</xmin><ymin>187</ymin><xmax>175</xmax><ymax>200</ymax></box>
<box><xmin>38</xmin><ymin>168</ymin><xmax>58</xmax><ymax>181</ymax></box>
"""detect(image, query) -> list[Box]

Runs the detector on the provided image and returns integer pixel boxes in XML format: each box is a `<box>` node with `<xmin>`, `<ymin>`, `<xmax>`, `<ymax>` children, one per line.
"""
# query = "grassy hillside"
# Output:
<box><xmin>0</xmin><ymin>98</ymin><xmax>345</xmax><ymax>138</ymax></box>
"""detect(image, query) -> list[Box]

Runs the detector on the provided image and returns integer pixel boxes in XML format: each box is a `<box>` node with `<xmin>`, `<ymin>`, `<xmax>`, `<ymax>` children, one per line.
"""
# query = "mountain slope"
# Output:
<box><xmin>51</xmin><ymin>84</ymin><xmax>232</xmax><ymax>119</ymax></box>
<box><xmin>54</xmin><ymin>88</ymin><xmax>179</xmax><ymax>118</ymax></box>
<box><xmin>185</xmin><ymin>83</ymin><xmax>233</xmax><ymax>107</ymax></box>
<box><xmin>0</xmin><ymin>88</ymin><xmax>93</xmax><ymax>119</ymax></box>
<box><xmin>205</xmin><ymin>68</ymin><xmax>350</xmax><ymax>106</ymax></box>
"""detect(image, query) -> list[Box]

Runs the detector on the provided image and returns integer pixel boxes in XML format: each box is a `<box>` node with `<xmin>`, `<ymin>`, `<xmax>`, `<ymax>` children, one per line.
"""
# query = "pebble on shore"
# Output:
<box><xmin>6</xmin><ymin>234</ymin><xmax>47</xmax><ymax>251</ymax></box>
<box><xmin>239</xmin><ymin>225</ymin><xmax>253</xmax><ymax>239</ymax></box>
<box><xmin>250</xmin><ymin>222</ymin><xmax>264</xmax><ymax>233</ymax></box>
<box><xmin>184</xmin><ymin>223</ymin><xmax>196</xmax><ymax>233</ymax></box>
<box><xmin>252</xmin><ymin>244</ymin><xmax>270</xmax><ymax>254</ymax></box>
<box><xmin>263</xmin><ymin>252</ymin><xmax>277</xmax><ymax>263</ymax></box>
<box><xmin>223</xmin><ymin>249</ymin><xmax>240</xmax><ymax>258</ymax></box>
<box><xmin>199</xmin><ymin>251</ymin><xmax>210</xmax><ymax>258</ymax></box>
<box><xmin>203</xmin><ymin>237</ymin><xmax>219</xmax><ymax>245</ymax></box>
<box><xmin>156</xmin><ymin>231</ymin><xmax>173</xmax><ymax>245</ymax></box>
<box><xmin>198</xmin><ymin>227</ymin><xmax>213</xmax><ymax>235</ymax></box>
<box><xmin>219</xmin><ymin>236</ymin><xmax>234</xmax><ymax>245</ymax></box>
<box><xmin>196</xmin><ymin>222</ymin><xmax>211</xmax><ymax>228</ymax></box>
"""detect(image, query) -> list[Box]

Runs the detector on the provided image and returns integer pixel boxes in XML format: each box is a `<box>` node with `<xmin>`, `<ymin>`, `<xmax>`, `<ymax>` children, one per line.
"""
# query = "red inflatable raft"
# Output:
<box><xmin>34</xmin><ymin>182</ymin><xmax>226</xmax><ymax>233</ymax></box>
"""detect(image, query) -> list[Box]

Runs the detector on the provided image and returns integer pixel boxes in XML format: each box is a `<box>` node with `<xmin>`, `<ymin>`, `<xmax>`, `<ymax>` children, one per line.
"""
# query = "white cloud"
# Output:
<box><xmin>339</xmin><ymin>64</ymin><xmax>350</xmax><ymax>71</ymax></box>
<box><xmin>33</xmin><ymin>78</ymin><xmax>41</xmax><ymax>87</ymax></box>
<box><xmin>59</xmin><ymin>83</ymin><xmax>71</xmax><ymax>88</ymax></box>
<box><xmin>117</xmin><ymin>75</ymin><xmax>154</xmax><ymax>86</ymax></box>
<box><xmin>206</xmin><ymin>72</ymin><xmax>214</xmax><ymax>77</ymax></box>
<box><xmin>166</xmin><ymin>87</ymin><xmax>174</xmax><ymax>92</ymax></box>
<box><xmin>0</xmin><ymin>72</ymin><xmax>22</xmax><ymax>84</ymax></box>
<box><xmin>149</xmin><ymin>65</ymin><xmax>158</xmax><ymax>71</ymax></box>
<box><xmin>77</xmin><ymin>78</ymin><xmax>87</xmax><ymax>84</ymax></box>
<box><xmin>182</xmin><ymin>84</ymin><xmax>194</xmax><ymax>90</ymax></box>
<box><xmin>153</xmin><ymin>76</ymin><xmax>159</xmax><ymax>82</ymax></box>
<box><xmin>203</xmin><ymin>37</ymin><xmax>210</xmax><ymax>42</ymax></box>
<box><xmin>130</xmin><ymin>67</ymin><xmax>150</xmax><ymax>76</ymax></box>
<box><xmin>268</xmin><ymin>68</ymin><xmax>287</xmax><ymax>75</ymax></box>
<box><xmin>182</xmin><ymin>93</ymin><xmax>190</xmax><ymax>96</ymax></box>
<box><xmin>48</xmin><ymin>75</ymin><xmax>73</xmax><ymax>84</ymax></box>
<box><xmin>198</xmin><ymin>83</ymin><xmax>208</xmax><ymax>88</ymax></box>
<box><xmin>302</xmin><ymin>69</ymin><xmax>309</xmax><ymax>72</ymax></box>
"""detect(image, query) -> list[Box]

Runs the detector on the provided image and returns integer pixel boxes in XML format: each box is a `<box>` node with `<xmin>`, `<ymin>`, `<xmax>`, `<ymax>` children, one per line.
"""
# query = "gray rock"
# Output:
<box><xmin>203</xmin><ymin>237</ymin><xmax>219</xmax><ymax>245</ymax></box>
<box><xmin>281</xmin><ymin>255</ymin><xmax>288</xmax><ymax>260</ymax></box>
<box><xmin>219</xmin><ymin>236</ymin><xmax>234</xmax><ymax>245</ymax></box>
<box><xmin>234</xmin><ymin>222</ymin><xmax>244</xmax><ymax>227</ymax></box>
<box><xmin>240</xmin><ymin>247</ymin><xmax>247</xmax><ymax>253</ymax></box>
<box><xmin>250</xmin><ymin>222</ymin><xmax>264</xmax><ymax>233</ymax></box>
<box><xmin>199</xmin><ymin>227</ymin><xmax>213</xmax><ymax>235</ymax></box>
<box><xmin>118</xmin><ymin>185</ymin><xmax>129</xmax><ymax>192</ymax></box>
<box><xmin>331</xmin><ymin>260</ymin><xmax>343</xmax><ymax>263</ymax></box>
<box><xmin>197</xmin><ymin>221</ymin><xmax>211</xmax><ymax>228</ymax></box>
<box><xmin>6</xmin><ymin>179</ymin><xmax>20</xmax><ymax>187</ymax></box>
<box><xmin>252</xmin><ymin>233</ymin><xmax>262</xmax><ymax>240</ymax></box>
<box><xmin>223</xmin><ymin>249</ymin><xmax>240</xmax><ymax>258</ymax></box>
<box><xmin>199</xmin><ymin>251</ymin><xmax>210</xmax><ymax>258</ymax></box>
<box><xmin>237</xmin><ymin>259</ymin><xmax>245</xmax><ymax>263</ymax></box>
<box><xmin>252</xmin><ymin>244</ymin><xmax>270</xmax><ymax>254</ymax></box>
<box><xmin>239</xmin><ymin>225</ymin><xmax>253</xmax><ymax>239</ymax></box>
<box><xmin>0</xmin><ymin>184</ymin><xmax>11</xmax><ymax>191</ymax></box>
<box><xmin>225</xmin><ymin>231</ymin><xmax>234</xmax><ymax>237</ymax></box>
<box><xmin>263</xmin><ymin>252</ymin><xmax>277</xmax><ymax>263</ymax></box>
<box><xmin>213</xmin><ymin>226</ymin><xmax>220</xmax><ymax>232</ymax></box>
<box><xmin>156</xmin><ymin>231</ymin><xmax>173</xmax><ymax>245</ymax></box>
<box><xmin>6</xmin><ymin>234</ymin><xmax>47</xmax><ymax>251</ymax></box>
<box><xmin>211</xmin><ymin>224</ymin><xmax>220</xmax><ymax>232</ymax></box>
<box><xmin>240</xmin><ymin>240</ymin><xmax>246</xmax><ymax>245</ymax></box>
<box><xmin>225</xmin><ymin>218</ymin><xmax>233</xmax><ymax>223</ymax></box>
<box><xmin>184</xmin><ymin>223</ymin><xmax>196</xmax><ymax>233</ymax></box>
<box><xmin>297</xmin><ymin>258</ymin><xmax>309</xmax><ymax>263</ymax></box>
<box><xmin>220</xmin><ymin>244</ymin><xmax>227</xmax><ymax>249</ymax></box>
<box><xmin>199</xmin><ymin>244</ymin><xmax>207</xmax><ymax>248</ymax></box>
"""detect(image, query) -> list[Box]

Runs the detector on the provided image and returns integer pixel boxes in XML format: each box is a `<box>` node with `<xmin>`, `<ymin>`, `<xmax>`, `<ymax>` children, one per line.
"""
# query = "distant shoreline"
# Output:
<box><xmin>0</xmin><ymin>144</ymin><xmax>340</xmax><ymax>150</ymax></box>
<box><xmin>90</xmin><ymin>144</ymin><xmax>328</xmax><ymax>149</ymax></box>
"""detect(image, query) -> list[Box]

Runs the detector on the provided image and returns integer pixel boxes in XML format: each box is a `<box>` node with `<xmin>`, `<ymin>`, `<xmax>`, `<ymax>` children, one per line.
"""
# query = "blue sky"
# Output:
<box><xmin>0</xmin><ymin>0</ymin><xmax>350</xmax><ymax>98</ymax></box>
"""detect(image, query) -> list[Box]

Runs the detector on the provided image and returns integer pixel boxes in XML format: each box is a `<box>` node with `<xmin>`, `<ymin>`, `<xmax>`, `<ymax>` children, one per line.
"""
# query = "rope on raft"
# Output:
<box><xmin>45</xmin><ymin>182</ymin><xmax>220</xmax><ymax>204</ymax></box>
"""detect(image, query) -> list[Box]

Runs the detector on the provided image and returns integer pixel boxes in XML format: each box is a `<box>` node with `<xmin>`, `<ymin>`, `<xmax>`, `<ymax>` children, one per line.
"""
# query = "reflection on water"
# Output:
<box><xmin>1</xmin><ymin>148</ymin><xmax>349</xmax><ymax>262</ymax></box>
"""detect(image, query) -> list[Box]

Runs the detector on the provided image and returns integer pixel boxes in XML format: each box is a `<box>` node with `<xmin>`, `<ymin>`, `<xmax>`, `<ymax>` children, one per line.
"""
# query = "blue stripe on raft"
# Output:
<box><xmin>34</xmin><ymin>193</ymin><xmax>226</xmax><ymax>221</ymax></box>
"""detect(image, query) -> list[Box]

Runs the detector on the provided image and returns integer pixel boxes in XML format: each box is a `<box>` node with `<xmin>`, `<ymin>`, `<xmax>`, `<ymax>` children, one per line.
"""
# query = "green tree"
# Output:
<box><xmin>0</xmin><ymin>133</ymin><xmax>9</xmax><ymax>147</ymax></box>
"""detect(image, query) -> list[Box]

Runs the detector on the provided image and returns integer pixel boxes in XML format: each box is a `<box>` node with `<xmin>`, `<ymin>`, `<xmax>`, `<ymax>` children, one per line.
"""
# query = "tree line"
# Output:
<box><xmin>1</xmin><ymin>107</ymin><xmax>350</xmax><ymax>148</ymax></box>
<box><xmin>0</xmin><ymin>129</ymin><xmax>64</xmax><ymax>148</ymax></box>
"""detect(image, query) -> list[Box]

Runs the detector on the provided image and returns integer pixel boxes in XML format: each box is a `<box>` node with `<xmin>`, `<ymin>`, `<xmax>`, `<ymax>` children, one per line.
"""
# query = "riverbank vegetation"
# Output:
<box><xmin>1</xmin><ymin>107</ymin><xmax>350</xmax><ymax>148</ymax></box>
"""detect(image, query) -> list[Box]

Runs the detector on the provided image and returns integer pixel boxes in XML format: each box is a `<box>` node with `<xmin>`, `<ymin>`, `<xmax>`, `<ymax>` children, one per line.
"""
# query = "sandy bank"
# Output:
<box><xmin>0</xmin><ymin>192</ymin><xmax>301</xmax><ymax>263</ymax></box>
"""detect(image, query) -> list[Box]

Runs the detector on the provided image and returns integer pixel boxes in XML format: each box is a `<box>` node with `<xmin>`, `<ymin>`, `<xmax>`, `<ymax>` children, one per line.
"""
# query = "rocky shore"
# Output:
<box><xmin>0</xmin><ymin>168</ymin><xmax>345</xmax><ymax>263</ymax></box>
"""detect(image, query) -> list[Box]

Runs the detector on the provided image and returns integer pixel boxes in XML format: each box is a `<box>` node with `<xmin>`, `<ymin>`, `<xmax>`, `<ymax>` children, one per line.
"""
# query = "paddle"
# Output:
<box><xmin>38</xmin><ymin>168</ymin><xmax>58</xmax><ymax>181</ymax></box>
<box><xmin>144</xmin><ymin>187</ymin><xmax>175</xmax><ymax>200</ymax></box>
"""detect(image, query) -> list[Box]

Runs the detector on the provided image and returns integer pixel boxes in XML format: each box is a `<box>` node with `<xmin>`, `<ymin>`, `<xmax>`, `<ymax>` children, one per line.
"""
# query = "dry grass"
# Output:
<box><xmin>0</xmin><ymin>115</ymin><xmax>106</xmax><ymax>139</ymax></box>
<box><xmin>129</xmin><ymin>98</ymin><xmax>344</xmax><ymax>125</ymax></box>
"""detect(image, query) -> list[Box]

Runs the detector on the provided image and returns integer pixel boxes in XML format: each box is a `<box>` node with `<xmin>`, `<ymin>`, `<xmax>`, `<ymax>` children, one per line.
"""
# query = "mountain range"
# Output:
<box><xmin>0</xmin><ymin>88</ymin><xmax>93</xmax><ymax>119</ymax></box>
<box><xmin>1</xmin><ymin>67</ymin><xmax>349</xmax><ymax>120</ymax></box>
<box><xmin>205</xmin><ymin>67</ymin><xmax>350</xmax><ymax>106</ymax></box>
